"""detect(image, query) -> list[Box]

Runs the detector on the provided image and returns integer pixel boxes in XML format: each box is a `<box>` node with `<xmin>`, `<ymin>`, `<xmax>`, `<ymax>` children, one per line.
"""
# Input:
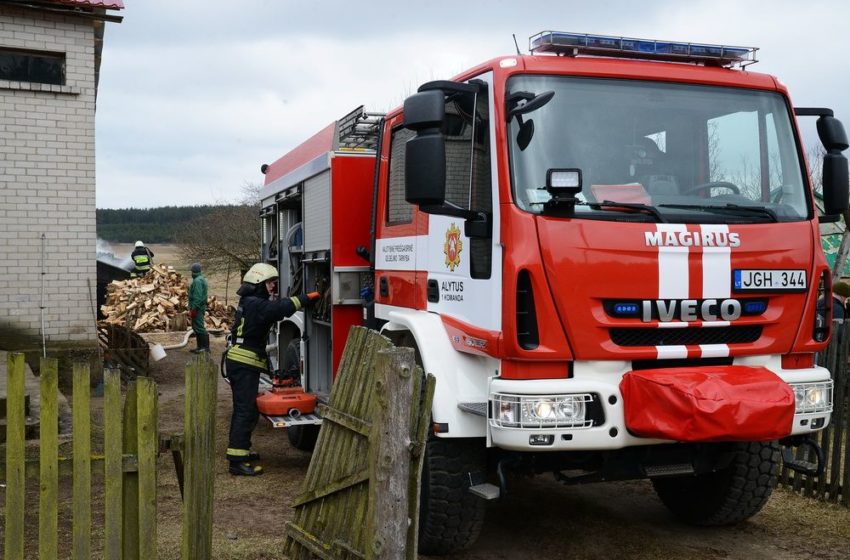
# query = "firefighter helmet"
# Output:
<box><xmin>135</xmin><ymin>240</ymin><xmax>144</xmax><ymax>248</ymax></box>
<box><xmin>243</xmin><ymin>263</ymin><xmax>279</xmax><ymax>285</ymax></box>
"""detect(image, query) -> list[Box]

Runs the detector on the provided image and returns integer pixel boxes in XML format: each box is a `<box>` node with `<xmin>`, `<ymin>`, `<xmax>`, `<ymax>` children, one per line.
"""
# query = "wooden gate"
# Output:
<box><xmin>1</xmin><ymin>352</ymin><xmax>217</xmax><ymax>559</ymax></box>
<box><xmin>284</xmin><ymin>326</ymin><xmax>435</xmax><ymax>560</ymax></box>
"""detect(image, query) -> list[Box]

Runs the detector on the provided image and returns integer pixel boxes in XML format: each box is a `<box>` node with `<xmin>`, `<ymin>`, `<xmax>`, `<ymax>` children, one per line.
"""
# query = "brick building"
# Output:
<box><xmin>0</xmin><ymin>0</ymin><xmax>123</xmax><ymax>350</ymax></box>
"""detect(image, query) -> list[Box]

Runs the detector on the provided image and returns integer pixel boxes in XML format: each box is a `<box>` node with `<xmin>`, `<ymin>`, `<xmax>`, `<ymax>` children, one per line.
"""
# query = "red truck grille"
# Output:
<box><xmin>610</xmin><ymin>325</ymin><xmax>762</xmax><ymax>347</ymax></box>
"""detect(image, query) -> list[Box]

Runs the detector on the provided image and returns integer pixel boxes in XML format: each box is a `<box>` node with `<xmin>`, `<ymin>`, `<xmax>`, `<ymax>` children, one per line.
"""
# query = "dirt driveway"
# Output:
<box><xmin>150</xmin><ymin>337</ymin><xmax>850</xmax><ymax>560</ymax></box>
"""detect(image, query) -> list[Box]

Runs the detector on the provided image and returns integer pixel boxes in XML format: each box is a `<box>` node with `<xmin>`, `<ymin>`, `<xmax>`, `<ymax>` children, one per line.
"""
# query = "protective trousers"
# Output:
<box><xmin>192</xmin><ymin>306</ymin><xmax>207</xmax><ymax>334</ymax></box>
<box><xmin>225</xmin><ymin>360</ymin><xmax>261</xmax><ymax>460</ymax></box>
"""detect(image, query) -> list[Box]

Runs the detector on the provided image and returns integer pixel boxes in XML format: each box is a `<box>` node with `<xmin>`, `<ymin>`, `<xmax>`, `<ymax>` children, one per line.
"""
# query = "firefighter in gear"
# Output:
<box><xmin>225</xmin><ymin>263</ymin><xmax>320</xmax><ymax>476</ymax></box>
<box><xmin>188</xmin><ymin>262</ymin><xmax>209</xmax><ymax>353</ymax></box>
<box><xmin>130</xmin><ymin>240</ymin><xmax>154</xmax><ymax>278</ymax></box>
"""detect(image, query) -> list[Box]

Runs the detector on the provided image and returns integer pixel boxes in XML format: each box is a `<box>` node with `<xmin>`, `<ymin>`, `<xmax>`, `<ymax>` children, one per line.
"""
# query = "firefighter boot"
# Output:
<box><xmin>229</xmin><ymin>460</ymin><xmax>263</xmax><ymax>476</ymax></box>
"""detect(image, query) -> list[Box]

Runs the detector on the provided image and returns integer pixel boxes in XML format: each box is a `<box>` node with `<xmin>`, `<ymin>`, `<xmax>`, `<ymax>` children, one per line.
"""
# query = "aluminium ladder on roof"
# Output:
<box><xmin>336</xmin><ymin>105</ymin><xmax>385</xmax><ymax>151</ymax></box>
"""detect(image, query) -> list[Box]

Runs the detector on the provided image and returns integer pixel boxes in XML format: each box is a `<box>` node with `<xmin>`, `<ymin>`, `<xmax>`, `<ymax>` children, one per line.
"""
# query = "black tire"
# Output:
<box><xmin>651</xmin><ymin>441</ymin><xmax>780</xmax><ymax>526</ymax></box>
<box><xmin>418</xmin><ymin>437</ymin><xmax>487</xmax><ymax>555</ymax></box>
<box><xmin>287</xmin><ymin>424</ymin><xmax>320</xmax><ymax>452</ymax></box>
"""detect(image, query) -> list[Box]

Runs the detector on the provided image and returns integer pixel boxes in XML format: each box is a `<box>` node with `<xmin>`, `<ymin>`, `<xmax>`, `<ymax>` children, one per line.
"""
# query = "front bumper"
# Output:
<box><xmin>488</xmin><ymin>359</ymin><xmax>832</xmax><ymax>452</ymax></box>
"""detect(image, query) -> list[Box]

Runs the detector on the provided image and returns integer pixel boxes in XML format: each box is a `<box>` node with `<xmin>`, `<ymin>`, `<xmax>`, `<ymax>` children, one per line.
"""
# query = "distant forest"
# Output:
<box><xmin>97</xmin><ymin>205</ymin><xmax>254</xmax><ymax>243</ymax></box>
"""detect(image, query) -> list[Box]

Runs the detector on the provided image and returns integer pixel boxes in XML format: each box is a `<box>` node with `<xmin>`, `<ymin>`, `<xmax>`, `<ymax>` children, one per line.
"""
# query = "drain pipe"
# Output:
<box><xmin>40</xmin><ymin>233</ymin><xmax>46</xmax><ymax>357</ymax></box>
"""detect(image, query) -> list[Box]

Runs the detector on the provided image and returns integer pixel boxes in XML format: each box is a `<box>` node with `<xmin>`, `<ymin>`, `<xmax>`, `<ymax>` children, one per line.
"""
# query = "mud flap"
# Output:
<box><xmin>620</xmin><ymin>365</ymin><xmax>795</xmax><ymax>442</ymax></box>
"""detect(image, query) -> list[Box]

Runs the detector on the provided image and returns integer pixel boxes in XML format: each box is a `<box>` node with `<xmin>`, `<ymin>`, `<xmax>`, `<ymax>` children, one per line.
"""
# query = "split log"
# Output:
<box><xmin>100</xmin><ymin>262</ymin><xmax>235</xmax><ymax>333</ymax></box>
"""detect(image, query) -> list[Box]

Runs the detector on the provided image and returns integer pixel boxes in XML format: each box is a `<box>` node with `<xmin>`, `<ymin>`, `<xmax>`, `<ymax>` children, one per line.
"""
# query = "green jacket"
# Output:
<box><xmin>188</xmin><ymin>272</ymin><xmax>208</xmax><ymax>311</ymax></box>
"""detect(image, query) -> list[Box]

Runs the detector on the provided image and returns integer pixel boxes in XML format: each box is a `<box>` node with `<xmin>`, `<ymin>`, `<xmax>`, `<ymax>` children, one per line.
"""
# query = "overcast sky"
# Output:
<box><xmin>94</xmin><ymin>0</ymin><xmax>850</xmax><ymax>209</ymax></box>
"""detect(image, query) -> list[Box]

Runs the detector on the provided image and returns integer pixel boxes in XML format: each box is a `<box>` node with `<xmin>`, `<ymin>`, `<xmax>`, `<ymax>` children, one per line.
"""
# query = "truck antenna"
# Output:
<box><xmin>512</xmin><ymin>33</ymin><xmax>522</xmax><ymax>55</ymax></box>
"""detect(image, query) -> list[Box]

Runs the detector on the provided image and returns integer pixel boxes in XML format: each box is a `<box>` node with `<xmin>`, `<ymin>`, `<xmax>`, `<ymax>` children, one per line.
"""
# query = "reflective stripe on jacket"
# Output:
<box><xmin>226</xmin><ymin>344</ymin><xmax>267</xmax><ymax>369</ymax></box>
<box><xmin>131</xmin><ymin>247</ymin><xmax>153</xmax><ymax>273</ymax></box>
<box><xmin>225</xmin><ymin>294</ymin><xmax>302</xmax><ymax>371</ymax></box>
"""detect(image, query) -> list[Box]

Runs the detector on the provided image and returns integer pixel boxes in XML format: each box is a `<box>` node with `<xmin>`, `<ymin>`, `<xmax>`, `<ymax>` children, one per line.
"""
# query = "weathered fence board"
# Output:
<box><xmin>5</xmin><ymin>353</ymin><xmax>26</xmax><ymax>559</ymax></box>
<box><xmin>38</xmin><ymin>358</ymin><xmax>59</xmax><ymax>560</ymax></box>
<box><xmin>104</xmin><ymin>369</ymin><xmax>123</xmax><ymax>559</ymax></box>
<box><xmin>123</xmin><ymin>381</ymin><xmax>141</xmax><ymax>560</ymax></box>
<box><xmin>73</xmin><ymin>362</ymin><xmax>92</xmax><ymax>560</ymax></box>
<box><xmin>366</xmin><ymin>348</ymin><xmax>415</xmax><ymax>560</ymax></box>
<box><xmin>407</xmin><ymin>358</ymin><xmax>436</xmax><ymax>555</ymax></box>
<box><xmin>284</xmin><ymin>326</ymin><xmax>434</xmax><ymax>560</ymax></box>
<box><xmin>182</xmin><ymin>354</ymin><xmax>218</xmax><ymax>560</ymax></box>
<box><xmin>137</xmin><ymin>376</ymin><xmax>159</xmax><ymax>560</ymax></box>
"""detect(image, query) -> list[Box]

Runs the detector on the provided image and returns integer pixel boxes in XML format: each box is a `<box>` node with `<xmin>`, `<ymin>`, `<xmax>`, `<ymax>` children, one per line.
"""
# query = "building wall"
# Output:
<box><xmin>0</xmin><ymin>7</ymin><xmax>97</xmax><ymax>347</ymax></box>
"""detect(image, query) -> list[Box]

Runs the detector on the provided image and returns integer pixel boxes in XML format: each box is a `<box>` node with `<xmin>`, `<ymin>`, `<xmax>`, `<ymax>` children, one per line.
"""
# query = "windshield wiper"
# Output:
<box><xmin>584</xmin><ymin>200</ymin><xmax>666</xmax><ymax>222</ymax></box>
<box><xmin>659</xmin><ymin>203</ymin><xmax>778</xmax><ymax>222</ymax></box>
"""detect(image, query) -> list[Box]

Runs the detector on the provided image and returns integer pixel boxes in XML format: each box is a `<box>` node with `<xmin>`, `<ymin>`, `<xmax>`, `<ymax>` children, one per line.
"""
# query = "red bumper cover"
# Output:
<box><xmin>620</xmin><ymin>366</ymin><xmax>795</xmax><ymax>442</ymax></box>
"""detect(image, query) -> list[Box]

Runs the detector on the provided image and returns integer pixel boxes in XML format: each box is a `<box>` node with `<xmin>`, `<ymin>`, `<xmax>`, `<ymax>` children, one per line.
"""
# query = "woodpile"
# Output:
<box><xmin>99</xmin><ymin>264</ymin><xmax>234</xmax><ymax>333</ymax></box>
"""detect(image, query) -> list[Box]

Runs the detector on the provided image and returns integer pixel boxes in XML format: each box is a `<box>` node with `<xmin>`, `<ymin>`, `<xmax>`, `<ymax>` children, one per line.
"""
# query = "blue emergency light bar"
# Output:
<box><xmin>529</xmin><ymin>31</ymin><xmax>758</xmax><ymax>68</ymax></box>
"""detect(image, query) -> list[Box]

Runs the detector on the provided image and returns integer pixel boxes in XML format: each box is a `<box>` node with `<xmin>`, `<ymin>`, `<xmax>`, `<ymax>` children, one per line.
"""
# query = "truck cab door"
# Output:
<box><xmin>374</xmin><ymin>114</ymin><xmax>427</xmax><ymax>312</ymax></box>
<box><xmin>420</xmin><ymin>73</ymin><xmax>502</xmax><ymax>335</ymax></box>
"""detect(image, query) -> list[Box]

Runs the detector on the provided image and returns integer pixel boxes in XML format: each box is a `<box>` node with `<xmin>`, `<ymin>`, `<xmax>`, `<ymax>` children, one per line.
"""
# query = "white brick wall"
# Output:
<box><xmin>0</xmin><ymin>7</ymin><xmax>97</xmax><ymax>346</ymax></box>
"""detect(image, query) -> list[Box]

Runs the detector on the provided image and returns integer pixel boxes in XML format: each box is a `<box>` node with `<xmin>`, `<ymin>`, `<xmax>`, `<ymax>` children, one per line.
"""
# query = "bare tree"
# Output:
<box><xmin>807</xmin><ymin>145</ymin><xmax>826</xmax><ymax>193</ymax></box>
<box><xmin>177</xmin><ymin>183</ymin><xmax>262</xmax><ymax>275</ymax></box>
<box><xmin>707</xmin><ymin>121</ymin><xmax>721</xmax><ymax>181</ymax></box>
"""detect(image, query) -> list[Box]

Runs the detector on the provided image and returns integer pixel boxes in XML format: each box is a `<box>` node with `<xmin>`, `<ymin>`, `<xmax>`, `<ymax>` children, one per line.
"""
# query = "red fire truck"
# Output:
<box><xmin>256</xmin><ymin>32</ymin><xmax>849</xmax><ymax>554</ymax></box>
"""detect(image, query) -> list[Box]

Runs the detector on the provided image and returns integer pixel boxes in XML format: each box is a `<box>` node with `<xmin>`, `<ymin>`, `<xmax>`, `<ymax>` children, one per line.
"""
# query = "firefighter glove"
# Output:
<box><xmin>298</xmin><ymin>292</ymin><xmax>322</xmax><ymax>309</ymax></box>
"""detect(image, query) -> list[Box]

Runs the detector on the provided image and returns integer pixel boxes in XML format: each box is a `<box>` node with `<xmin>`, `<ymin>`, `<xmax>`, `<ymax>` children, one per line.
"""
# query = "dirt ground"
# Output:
<box><xmin>140</xmin><ymin>336</ymin><xmax>850</xmax><ymax>560</ymax></box>
<box><xmin>149</xmin><ymin>334</ymin><xmax>302</xmax><ymax>559</ymax></box>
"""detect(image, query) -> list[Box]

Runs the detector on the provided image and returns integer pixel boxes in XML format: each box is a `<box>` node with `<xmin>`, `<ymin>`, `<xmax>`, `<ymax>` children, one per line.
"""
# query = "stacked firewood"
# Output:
<box><xmin>99</xmin><ymin>264</ymin><xmax>234</xmax><ymax>333</ymax></box>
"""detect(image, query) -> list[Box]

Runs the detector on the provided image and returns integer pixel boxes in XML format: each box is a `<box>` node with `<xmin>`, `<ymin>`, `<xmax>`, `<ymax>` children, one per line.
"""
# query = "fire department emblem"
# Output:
<box><xmin>444</xmin><ymin>223</ymin><xmax>463</xmax><ymax>272</ymax></box>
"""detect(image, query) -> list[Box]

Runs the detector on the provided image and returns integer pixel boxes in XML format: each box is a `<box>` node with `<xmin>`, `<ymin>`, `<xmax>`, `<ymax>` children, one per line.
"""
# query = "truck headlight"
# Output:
<box><xmin>491</xmin><ymin>393</ymin><xmax>593</xmax><ymax>428</ymax></box>
<box><xmin>790</xmin><ymin>381</ymin><xmax>833</xmax><ymax>414</ymax></box>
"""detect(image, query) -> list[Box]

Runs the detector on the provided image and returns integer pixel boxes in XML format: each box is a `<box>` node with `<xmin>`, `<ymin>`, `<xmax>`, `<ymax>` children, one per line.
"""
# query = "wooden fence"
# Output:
<box><xmin>284</xmin><ymin>326</ymin><xmax>435</xmax><ymax>560</ymax></box>
<box><xmin>1</xmin><ymin>352</ymin><xmax>217</xmax><ymax>560</ymax></box>
<box><xmin>780</xmin><ymin>324</ymin><xmax>850</xmax><ymax>505</ymax></box>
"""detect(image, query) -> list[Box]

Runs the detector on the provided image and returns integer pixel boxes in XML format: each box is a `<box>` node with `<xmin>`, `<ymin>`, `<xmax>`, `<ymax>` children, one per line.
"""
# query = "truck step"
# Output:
<box><xmin>644</xmin><ymin>463</ymin><xmax>695</xmax><ymax>478</ymax></box>
<box><xmin>264</xmin><ymin>412</ymin><xmax>322</xmax><ymax>429</ymax></box>
<box><xmin>458</xmin><ymin>402</ymin><xmax>487</xmax><ymax>417</ymax></box>
<box><xmin>468</xmin><ymin>483</ymin><xmax>500</xmax><ymax>500</ymax></box>
<box><xmin>781</xmin><ymin>439</ymin><xmax>824</xmax><ymax>476</ymax></box>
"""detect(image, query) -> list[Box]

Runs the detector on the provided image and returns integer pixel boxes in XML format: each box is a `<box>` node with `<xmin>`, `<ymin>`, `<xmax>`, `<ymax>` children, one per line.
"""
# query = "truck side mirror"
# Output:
<box><xmin>819</xmin><ymin>116</ymin><xmax>849</xmax><ymax>216</ymax></box>
<box><xmin>823</xmin><ymin>151</ymin><xmax>849</xmax><ymax>216</ymax></box>
<box><xmin>795</xmin><ymin>108</ymin><xmax>850</xmax><ymax>218</ymax></box>
<box><xmin>404</xmin><ymin>90</ymin><xmax>446</xmax><ymax>207</ymax></box>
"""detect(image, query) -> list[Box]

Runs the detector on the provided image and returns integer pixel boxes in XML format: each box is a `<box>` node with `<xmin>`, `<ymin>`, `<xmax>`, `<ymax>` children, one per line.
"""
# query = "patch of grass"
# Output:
<box><xmin>763</xmin><ymin>487</ymin><xmax>850</xmax><ymax>541</ymax></box>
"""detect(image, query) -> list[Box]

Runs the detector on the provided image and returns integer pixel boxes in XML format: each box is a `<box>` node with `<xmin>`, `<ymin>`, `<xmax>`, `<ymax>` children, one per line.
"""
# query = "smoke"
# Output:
<box><xmin>96</xmin><ymin>237</ymin><xmax>114</xmax><ymax>256</ymax></box>
<box><xmin>96</xmin><ymin>237</ymin><xmax>134</xmax><ymax>271</ymax></box>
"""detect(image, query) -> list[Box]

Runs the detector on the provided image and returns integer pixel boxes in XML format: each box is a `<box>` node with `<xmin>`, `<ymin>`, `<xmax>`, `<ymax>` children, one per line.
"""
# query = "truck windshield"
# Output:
<box><xmin>508</xmin><ymin>76</ymin><xmax>809</xmax><ymax>223</ymax></box>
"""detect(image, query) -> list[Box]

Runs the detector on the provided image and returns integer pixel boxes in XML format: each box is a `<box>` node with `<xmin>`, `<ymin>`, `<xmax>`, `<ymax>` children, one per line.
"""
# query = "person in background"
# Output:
<box><xmin>188</xmin><ymin>262</ymin><xmax>209</xmax><ymax>353</ymax></box>
<box><xmin>224</xmin><ymin>263</ymin><xmax>320</xmax><ymax>475</ymax></box>
<box><xmin>130</xmin><ymin>240</ymin><xmax>154</xmax><ymax>278</ymax></box>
